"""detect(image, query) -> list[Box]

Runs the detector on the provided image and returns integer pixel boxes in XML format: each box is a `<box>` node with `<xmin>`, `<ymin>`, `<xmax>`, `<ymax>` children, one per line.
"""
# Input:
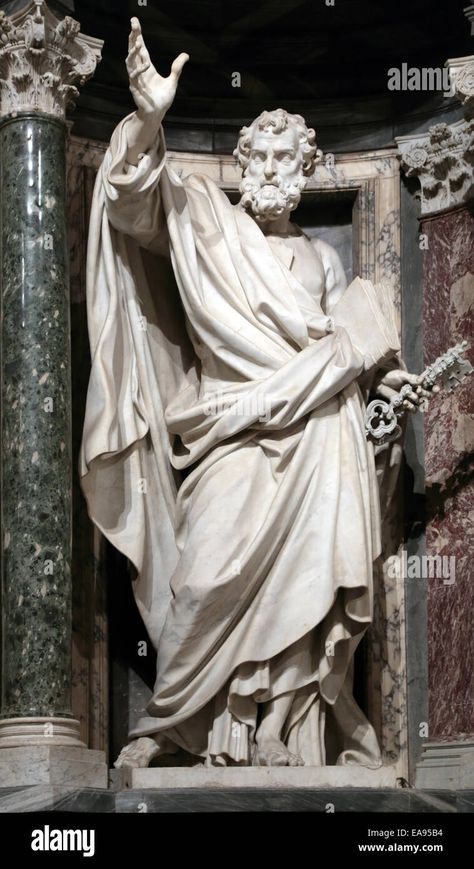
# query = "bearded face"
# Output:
<box><xmin>239</xmin><ymin>175</ymin><xmax>306</xmax><ymax>222</ymax></box>
<box><xmin>238</xmin><ymin>127</ymin><xmax>306</xmax><ymax>223</ymax></box>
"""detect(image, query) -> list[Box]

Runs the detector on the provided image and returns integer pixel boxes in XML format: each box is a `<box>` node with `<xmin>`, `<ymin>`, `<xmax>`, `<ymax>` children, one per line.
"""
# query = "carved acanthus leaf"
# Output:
<box><xmin>0</xmin><ymin>1</ymin><xmax>102</xmax><ymax>119</ymax></box>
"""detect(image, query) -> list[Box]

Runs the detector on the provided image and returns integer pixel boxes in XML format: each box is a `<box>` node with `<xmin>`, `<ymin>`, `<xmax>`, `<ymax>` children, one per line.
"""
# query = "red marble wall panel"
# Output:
<box><xmin>422</xmin><ymin>205</ymin><xmax>474</xmax><ymax>740</ymax></box>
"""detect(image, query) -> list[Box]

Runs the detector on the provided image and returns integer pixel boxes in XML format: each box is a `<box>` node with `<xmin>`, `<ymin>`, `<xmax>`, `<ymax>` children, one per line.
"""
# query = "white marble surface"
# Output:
<box><xmin>416</xmin><ymin>742</ymin><xmax>474</xmax><ymax>789</ymax></box>
<box><xmin>120</xmin><ymin>764</ymin><xmax>401</xmax><ymax>790</ymax></box>
<box><xmin>0</xmin><ymin>746</ymin><xmax>107</xmax><ymax>788</ymax></box>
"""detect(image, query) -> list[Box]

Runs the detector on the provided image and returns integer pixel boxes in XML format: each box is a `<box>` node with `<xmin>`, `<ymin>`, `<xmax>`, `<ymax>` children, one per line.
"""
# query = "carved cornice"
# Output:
<box><xmin>0</xmin><ymin>0</ymin><xmax>102</xmax><ymax>119</ymax></box>
<box><xmin>396</xmin><ymin>55</ymin><xmax>474</xmax><ymax>214</ymax></box>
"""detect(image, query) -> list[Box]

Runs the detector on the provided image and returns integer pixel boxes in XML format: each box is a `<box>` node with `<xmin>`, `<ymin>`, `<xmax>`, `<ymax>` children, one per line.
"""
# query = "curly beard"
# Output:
<box><xmin>238</xmin><ymin>175</ymin><xmax>306</xmax><ymax>223</ymax></box>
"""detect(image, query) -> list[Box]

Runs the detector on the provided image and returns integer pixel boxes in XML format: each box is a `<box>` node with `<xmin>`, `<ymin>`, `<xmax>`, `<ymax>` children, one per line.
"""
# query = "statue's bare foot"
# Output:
<box><xmin>114</xmin><ymin>737</ymin><xmax>160</xmax><ymax>769</ymax></box>
<box><xmin>253</xmin><ymin>736</ymin><xmax>304</xmax><ymax>767</ymax></box>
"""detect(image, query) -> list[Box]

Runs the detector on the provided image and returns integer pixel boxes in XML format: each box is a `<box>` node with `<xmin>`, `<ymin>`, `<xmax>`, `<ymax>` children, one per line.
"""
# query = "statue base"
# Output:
<box><xmin>118</xmin><ymin>764</ymin><xmax>400</xmax><ymax>790</ymax></box>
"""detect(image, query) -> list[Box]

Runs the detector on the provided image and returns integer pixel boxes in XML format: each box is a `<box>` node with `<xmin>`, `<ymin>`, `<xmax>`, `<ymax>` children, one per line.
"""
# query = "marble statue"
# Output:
<box><xmin>80</xmin><ymin>18</ymin><xmax>433</xmax><ymax>769</ymax></box>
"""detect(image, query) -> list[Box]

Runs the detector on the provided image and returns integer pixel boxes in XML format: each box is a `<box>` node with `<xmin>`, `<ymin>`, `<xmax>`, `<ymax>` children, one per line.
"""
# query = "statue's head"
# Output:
<box><xmin>234</xmin><ymin>109</ymin><xmax>321</xmax><ymax>223</ymax></box>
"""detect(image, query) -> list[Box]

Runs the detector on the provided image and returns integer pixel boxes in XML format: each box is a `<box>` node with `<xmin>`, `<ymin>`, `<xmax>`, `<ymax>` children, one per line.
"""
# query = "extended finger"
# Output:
<box><xmin>416</xmin><ymin>385</ymin><xmax>433</xmax><ymax>399</ymax></box>
<box><xmin>129</xmin><ymin>61</ymin><xmax>151</xmax><ymax>82</ymax></box>
<box><xmin>405</xmin><ymin>389</ymin><xmax>422</xmax><ymax>405</ymax></box>
<box><xmin>126</xmin><ymin>34</ymin><xmax>147</xmax><ymax>69</ymax></box>
<box><xmin>170</xmin><ymin>52</ymin><xmax>189</xmax><ymax>80</ymax></box>
<box><xmin>403</xmin><ymin>372</ymin><xmax>423</xmax><ymax>385</ymax></box>
<box><xmin>136</xmin><ymin>34</ymin><xmax>151</xmax><ymax>64</ymax></box>
<box><xmin>128</xmin><ymin>17</ymin><xmax>141</xmax><ymax>51</ymax></box>
<box><xmin>376</xmin><ymin>385</ymin><xmax>397</xmax><ymax>401</ymax></box>
<box><xmin>126</xmin><ymin>42</ymin><xmax>141</xmax><ymax>72</ymax></box>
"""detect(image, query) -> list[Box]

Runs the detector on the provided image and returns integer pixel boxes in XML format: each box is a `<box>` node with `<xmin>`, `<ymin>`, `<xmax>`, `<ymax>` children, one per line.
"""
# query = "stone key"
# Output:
<box><xmin>365</xmin><ymin>341</ymin><xmax>473</xmax><ymax>445</ymax></box>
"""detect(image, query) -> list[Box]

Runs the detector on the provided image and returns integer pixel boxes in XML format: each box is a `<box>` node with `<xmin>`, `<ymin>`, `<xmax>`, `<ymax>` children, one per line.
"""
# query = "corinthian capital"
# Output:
<box><xmin>396</xmin><ymin>54</ymin><xmax>474</xmax><ymax>214</ymax></box>
<box><xmin>396</xmin><ymin>121</ymin><xmax>474</xmax><ymax>214</ymax></box>
<box><xmin>0</xmin><ymin>0</ymin><xmax>102</xmax><ymax>119</ymax></box>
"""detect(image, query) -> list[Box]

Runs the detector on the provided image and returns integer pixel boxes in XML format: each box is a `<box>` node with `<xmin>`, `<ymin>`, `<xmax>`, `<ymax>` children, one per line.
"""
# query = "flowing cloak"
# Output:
<box><xmin>80</xmin><ymin>113</ymin><xmax>401</xmax><ymax>766</ymax></box>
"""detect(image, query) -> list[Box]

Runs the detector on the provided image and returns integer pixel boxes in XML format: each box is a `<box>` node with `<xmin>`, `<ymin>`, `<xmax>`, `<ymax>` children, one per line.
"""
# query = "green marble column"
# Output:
<box><xmin>0</xmin><ymin>112</ymin><xmax>73</xmax><ymax>722</ymax></box>
<box><xmin>0</xmin><ymin>3</ymin><xmax>103</xmax><ymax>777</ymax></box>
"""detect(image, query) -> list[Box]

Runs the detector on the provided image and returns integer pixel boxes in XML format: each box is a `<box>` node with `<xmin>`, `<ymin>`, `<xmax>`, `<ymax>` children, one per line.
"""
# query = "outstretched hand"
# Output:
<box><xmin>126</xmin><ymin>17</ymin><xmax>189</xmax><ymax>123</ymax></box>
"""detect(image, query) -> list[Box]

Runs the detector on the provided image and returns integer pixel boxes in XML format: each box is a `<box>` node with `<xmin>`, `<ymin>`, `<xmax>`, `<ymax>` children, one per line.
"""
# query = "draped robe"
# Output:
<box><xmin>80</xmin><ymin>113</ymin><xmax>400</xmax><ymax>767</ymax></box>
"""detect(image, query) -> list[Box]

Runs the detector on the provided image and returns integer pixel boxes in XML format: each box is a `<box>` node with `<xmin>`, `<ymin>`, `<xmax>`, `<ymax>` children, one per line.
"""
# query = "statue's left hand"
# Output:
<box><xmin>373</xmin><ymin>369</ymin><xmax>437</xmax><ymax>411</ymax></box>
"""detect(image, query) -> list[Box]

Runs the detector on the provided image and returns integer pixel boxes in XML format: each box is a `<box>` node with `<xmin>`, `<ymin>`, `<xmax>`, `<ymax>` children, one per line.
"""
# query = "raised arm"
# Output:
<box><xmin>101</xmin><ymin>19</ymin><xmax>189</xmax><ymax>252</ymax></box>
<box><xmin>124</xmin><ymin>17</ymin><xmax>189</xmax><ymax>166</ymax></box>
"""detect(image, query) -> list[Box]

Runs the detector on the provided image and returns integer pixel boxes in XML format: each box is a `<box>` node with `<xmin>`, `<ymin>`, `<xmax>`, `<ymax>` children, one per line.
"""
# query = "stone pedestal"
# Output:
<box><xmin>117</xmin><ymin>765</ymin><xmax>400</xmax><ymax>791</ymax></box>
<box><xmin>0</xmin><ymin>746</ymin><xmax>107</xmax><ymax>788</ymax></box>
<box><xmin>397</xmin><ymin>53</ymin><xmax>474</xmax><ymax>790</ymax></box>
<box><xmin>0</xmin><ymin>1</ymin><xmax>105</xmax><ymax>787</ymax></box>
<box><xmin>416</xmin><ymin>741</ymin><xmax>474</xmax><ymax>790</ymax></box>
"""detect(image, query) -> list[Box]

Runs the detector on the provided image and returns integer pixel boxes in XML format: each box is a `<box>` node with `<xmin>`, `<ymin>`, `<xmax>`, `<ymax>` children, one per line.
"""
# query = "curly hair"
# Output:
<box><xmin>233</xmin><ymin>109</ymin><xmax>321</xmax><ymax>177</ymax></box>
